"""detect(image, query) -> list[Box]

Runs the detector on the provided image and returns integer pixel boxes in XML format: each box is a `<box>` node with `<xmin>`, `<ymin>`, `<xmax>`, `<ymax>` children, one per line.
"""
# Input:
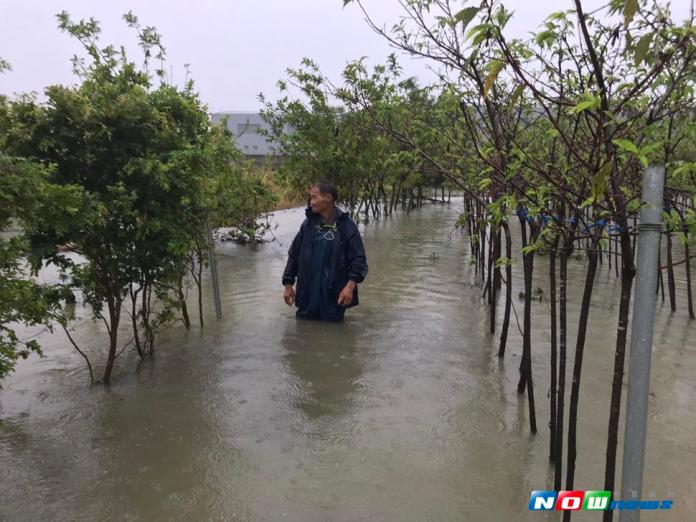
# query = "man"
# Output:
<box><xmin>282</xmin><ymin>180</ymin><xmax>368</xmax><ymax>321</ymax></box>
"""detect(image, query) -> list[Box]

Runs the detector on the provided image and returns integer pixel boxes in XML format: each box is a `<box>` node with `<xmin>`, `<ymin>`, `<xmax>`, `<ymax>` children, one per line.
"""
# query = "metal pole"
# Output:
<box><xmin>207</xmin><ymin>226</ymin><xmax>223</xmax><ymax>320</ymax></box>
<box><xmin>619</xmin><ymin>165</ymin><xmax>665</xmax><ymax>522</ymax></box>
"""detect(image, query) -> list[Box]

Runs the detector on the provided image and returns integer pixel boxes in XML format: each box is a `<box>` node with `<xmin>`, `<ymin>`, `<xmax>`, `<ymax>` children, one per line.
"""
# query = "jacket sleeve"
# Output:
<box><xmin>346</xmin><ymin>221</ymin><xmax>368</xmax><ymax>283</ymax></box>
<box><xmin>282</xmin><ymin>222</ymin><xmax>305</xmax><ymax>286</ymax></box>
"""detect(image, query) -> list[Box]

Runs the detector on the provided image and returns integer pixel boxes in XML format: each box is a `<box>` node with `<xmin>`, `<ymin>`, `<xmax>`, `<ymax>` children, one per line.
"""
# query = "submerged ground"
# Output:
<box><xmin>1</xmin><ymin>201</ymin><xmax>694</xmax><ymax>521</ymax></box>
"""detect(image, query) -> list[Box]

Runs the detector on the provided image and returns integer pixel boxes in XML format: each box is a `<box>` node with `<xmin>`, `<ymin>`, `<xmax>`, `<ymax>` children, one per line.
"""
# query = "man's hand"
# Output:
<box><xmin>284</xmin><ymin>284</ymin><xmax>295</xmax><ymax>306</ymax></box>
<box><xmin>337</xmin><ymin>280</ymin><xmax>357</xmax><ymax>306</ymax></box>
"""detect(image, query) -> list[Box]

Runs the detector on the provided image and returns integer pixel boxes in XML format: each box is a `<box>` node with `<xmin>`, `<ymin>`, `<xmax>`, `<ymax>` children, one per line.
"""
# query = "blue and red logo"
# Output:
<box><xmin>529</xmin><ymin>490</ymin><xmax>673</xmax><ymax>511</ymax></box>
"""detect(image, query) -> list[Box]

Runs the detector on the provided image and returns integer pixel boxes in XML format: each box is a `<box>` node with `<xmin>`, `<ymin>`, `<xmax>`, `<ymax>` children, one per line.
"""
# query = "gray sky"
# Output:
<box><xmin>0</xmin><ymin>1</ymin><xmax>691</xmax><ymax>111</ymax></box>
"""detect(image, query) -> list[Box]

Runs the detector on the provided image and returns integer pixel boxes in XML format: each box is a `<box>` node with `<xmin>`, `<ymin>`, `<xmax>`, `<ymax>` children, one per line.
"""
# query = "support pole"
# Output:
<box><xmin>207</xmin><ymin>225</ymin><xmax>223</xmax><ymax>320</ymax></box>
<box><xmin>619</xmin><ymin>165</ymin><xmax>665</xmax><ymax>522</ymax></box>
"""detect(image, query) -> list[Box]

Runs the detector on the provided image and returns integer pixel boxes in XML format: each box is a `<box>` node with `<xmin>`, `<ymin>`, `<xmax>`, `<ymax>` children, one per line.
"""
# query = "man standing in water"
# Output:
<box><xmin>282</xmin><ymin>180</ymin><xmax>368</xmax><ymax>321</ymax></box>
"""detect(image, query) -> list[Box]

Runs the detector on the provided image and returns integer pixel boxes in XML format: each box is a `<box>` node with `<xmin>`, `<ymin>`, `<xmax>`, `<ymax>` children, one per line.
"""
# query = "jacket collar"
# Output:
<box><xmin>304</xmin><ymin>205</ymin><xmax>349</xmax><ymax>223</ymax></box>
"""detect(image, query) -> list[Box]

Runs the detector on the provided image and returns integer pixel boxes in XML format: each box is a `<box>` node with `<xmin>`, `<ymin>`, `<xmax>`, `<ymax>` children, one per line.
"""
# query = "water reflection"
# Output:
<box><xmin>281</xmin><ymin>318</ymin><xmax>362</xmax><ymax>420</ymax></box>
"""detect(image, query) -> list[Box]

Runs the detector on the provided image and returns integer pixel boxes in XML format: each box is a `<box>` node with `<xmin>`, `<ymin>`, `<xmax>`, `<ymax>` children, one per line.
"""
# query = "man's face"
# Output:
<box><xmin>309</xmin><ymin>186</ymin><xmax>332</xmax><ymax>214</ymax></box>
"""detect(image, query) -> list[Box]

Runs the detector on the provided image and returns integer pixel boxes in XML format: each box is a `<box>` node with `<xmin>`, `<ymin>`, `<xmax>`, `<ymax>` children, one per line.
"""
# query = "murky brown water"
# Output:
<box><xmin>1</xmin><ymin>202</ymin><xmax>694</xmax><ymax>521</ymax></box>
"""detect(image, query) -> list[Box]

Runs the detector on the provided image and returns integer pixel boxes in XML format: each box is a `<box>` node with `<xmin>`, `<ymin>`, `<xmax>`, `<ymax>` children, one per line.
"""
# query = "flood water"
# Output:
<box><xmin>1</xmin><ymin>201</ymin><xmax>694</xmax><ymax>521</ymax></box>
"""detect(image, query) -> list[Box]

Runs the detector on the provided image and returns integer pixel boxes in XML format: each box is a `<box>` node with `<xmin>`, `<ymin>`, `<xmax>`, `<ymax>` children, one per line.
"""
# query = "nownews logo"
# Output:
<box><xmin>528</xmin><ymin>490</ymin><xmax>673</xmax><ymax>511</ymax></box>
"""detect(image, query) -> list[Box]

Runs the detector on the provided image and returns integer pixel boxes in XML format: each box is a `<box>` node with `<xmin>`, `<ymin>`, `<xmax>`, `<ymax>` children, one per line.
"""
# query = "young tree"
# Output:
<box><xmin>0</xmin><ymin>62</ymin><xmax>87</xmax><ymax>380</ymax></box>
<box><xmin>3</xmin><ymin>13</ymin><xmax>276</xmax><ymax>383</ymax></box>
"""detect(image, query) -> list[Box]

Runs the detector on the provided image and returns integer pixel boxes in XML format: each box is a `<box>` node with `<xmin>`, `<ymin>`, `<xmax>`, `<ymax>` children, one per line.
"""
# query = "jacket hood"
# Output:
<box><xmin>304</xmin><ymin>205</ymin><xmax>350</xmax><ymax>221</ymax></box>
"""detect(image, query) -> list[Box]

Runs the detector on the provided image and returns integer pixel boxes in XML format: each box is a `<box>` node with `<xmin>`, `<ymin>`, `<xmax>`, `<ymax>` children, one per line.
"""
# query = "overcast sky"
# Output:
<box><xmin>0</xmin><ymin>1</ymin><xmax>691</xmax><ymax>112</ymax></box>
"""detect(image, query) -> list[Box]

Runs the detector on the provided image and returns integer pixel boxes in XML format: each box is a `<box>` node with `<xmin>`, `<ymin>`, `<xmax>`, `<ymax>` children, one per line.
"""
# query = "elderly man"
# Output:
<box><xmin>282</xmin><ymin>180</ymin><xmax>368</xmax><ymax>321</ymax></box>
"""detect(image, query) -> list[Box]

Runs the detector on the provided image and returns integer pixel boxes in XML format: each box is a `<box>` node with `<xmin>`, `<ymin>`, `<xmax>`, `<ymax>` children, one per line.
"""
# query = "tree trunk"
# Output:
<box><xmin>141</xmin><ymin>282</ymin><xmax>151</xmax><ymax>356</ymax></box>
<box><xmin>102</xmin><ymin>295</ymin><xmax>122</xmax><ymax>384</ymax></box>
<box><xmin>389</xmin><ymin>181</ymin><xmax>398</xmax><ymax>215</ymax></box>
<box><xmin>549</xmin><ymin>232</ymin><xmax>559</xmax><ymax>461</ymax></box>
<box><xmin>517</xmin><ymin>214</ymin><xmax>537</xmax><ymax>434</ymax></box>
<box><xmin>564</xmin><ymin>231</ymin><xmax>601</xmax><ymax>502</ymax></box>
<box><xmin>658</xmin><ymin>234</ymin><xmax>665</xmax><ymax>301</ymax></box>
<box><xmin>666</xmin><ymin>230</ymin><xmax>676</xmax><ymax>311</ymax></box>
<box><xmin>479</xmin><ymin>214</ymin><xmax>487</xmax><ymax>285</ymax></box>
<box><xmin>685</xmin><ymin>230</ymin><xmax>695</xmax><ymax>319</ymax></box>
<box><xmin>197</xmin><ymin>249</ymin><xmax>205</xmax><ymax>327</ymax></box>
<box><xmin>490</xmin><ymin>225</ymin><xmax>501</xmax><ymax>334</ymax></box>
<box><xmin>179</xmin><ymin>277</ymin><xmax>191</xmax><ymax>329</ymax></box>
<box><xmin>130</xmin><ymin>283</ymin><xmax>143</xmax><ymax>357</ymax></box>
<box><xmin>484</xmin><ymin>225</ymin><xmax>494</xmax><ymax>302</ymax></box>
<box><xmin>498</xmin><ymin>222</ymin><xmax>512</xmax><ymax>358</ymax></box>
<box><xmin>602</xmin><ymin>229</ymin><xmax>636</xmax><ymax>522</ymax></box>
<box><xmin>554</xmin><ymin>239</ymin><xmax>570</xmax><ymax>490</ymax></box>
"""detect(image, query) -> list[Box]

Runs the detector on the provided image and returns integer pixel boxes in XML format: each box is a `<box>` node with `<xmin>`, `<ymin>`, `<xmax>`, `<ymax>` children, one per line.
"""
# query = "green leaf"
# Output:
<box><xmin>634</xmin><ymin>34</ymin><xmax>652</xmax><ymax>66</ymax></box>
<box><xmin>613</xmin><ymin>138</ymin><xmax>649</xmax><ymax>167</ymax></box>
<box><xmin>569</xmin><ymin>100</ymin><xmax>598</xmax><ymax>113</ymax></box>
<box><xmin>591</xmin><ymin>162</ymin><xmax>611</xmax><ymax>203</ymax></box>
<box><xmin>521</xmin><ymin>244</ymin><xmax>537</xmax><ymax>255</ymax></box>
<box><xmin>534</xmin><ymin>30</ymin><xmax>555</xmax><ymax>48</ymax></box>
<box><xmin>569</xmin><ymin>91</ymin><xmax>600</xmax><ymax>113</ymax></box>
<box><xmin>510</xmin><ymin>83</ymin><xmax>525</xmax><ymax>105</ymax></box>
<box><xmin>580</xmin><ymin>196</ymin><xmax>595</xmax><ymax>208</ymax></box>
<box><xmin>494</xmin><ymin>6</ymin><xmax>512</xmax><ymax>27</ymax></box>
<box><xmin>483</xmin><ymin>60</ymin><xmax>505</xmax><ymax>98</ymax></box>
<box><xmin>672</xmin><ymin>162</ymin><xmax>696</xmax><ymax>181</ymax></box>
<box><xmin>612</xmin><ymin>138</ymin><xmax>639</xmax><ymax>155</ymax></box>
<box><xmin>454</xmin><ymin>7</ymin><xmax>479</xmax><ymax>32</ymax></box>
<box><xmin>623</xmin><ymin>0</ymin><xmax>638</xmax><ymax>28</ymax></box>
<box><xmin>472</xmin><ymin>30</ymin><xmax>490</xmax><ymax>47</ymax></box>
<box><xmin>495</xmin><ymin>256</ymin><xmax>515</xmax><ymax>268</ymax></box>
<box><xmin>466</xmin><ymin>23</ymin><xmax>490</xmax><ymax>42</ymax></box>
<box><xmin>547</xmin><ymin>10</ymin><xmax>570</xmax><ymax>22</ymax></box>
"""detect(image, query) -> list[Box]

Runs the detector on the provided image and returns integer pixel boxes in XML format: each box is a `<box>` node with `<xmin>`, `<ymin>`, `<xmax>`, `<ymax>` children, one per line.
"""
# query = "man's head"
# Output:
<box><xmin>309</xmin><ymin>180</ymin><xmax>338</xmax><ymax>214</ymax></box>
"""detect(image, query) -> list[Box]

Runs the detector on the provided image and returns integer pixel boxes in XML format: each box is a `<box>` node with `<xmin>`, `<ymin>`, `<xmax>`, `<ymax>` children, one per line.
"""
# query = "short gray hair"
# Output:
<box><xmin>312</xmin><ymin>179</ymin><xmax>338</xmax><ymax>202</ymax></box>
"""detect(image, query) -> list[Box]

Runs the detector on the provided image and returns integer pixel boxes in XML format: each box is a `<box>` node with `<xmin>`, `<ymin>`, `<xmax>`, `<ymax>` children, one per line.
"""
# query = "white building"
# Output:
<box><xmin>210</xmin><ymin>111</ymin><xmax>281</xmax><ymax>157</ymax></box>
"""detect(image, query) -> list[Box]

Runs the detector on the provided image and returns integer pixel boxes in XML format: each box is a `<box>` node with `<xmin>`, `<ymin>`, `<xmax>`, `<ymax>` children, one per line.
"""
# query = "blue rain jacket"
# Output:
<box><xmin>282</xmin><ymin>206</ymin><xmax>368</xmax><ymax>318</ymax></box>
